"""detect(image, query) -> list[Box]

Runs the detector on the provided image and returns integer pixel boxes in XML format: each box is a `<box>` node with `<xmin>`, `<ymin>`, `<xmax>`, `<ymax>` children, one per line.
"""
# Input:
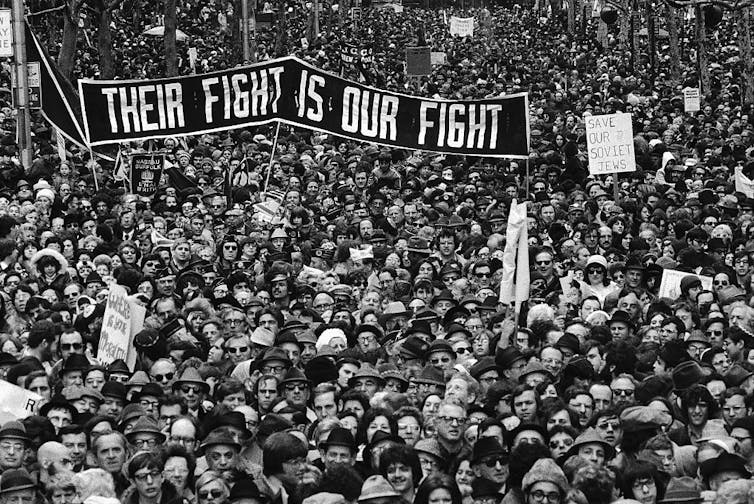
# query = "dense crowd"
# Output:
<box><xmin>0</xmin><ymin>1</ymin><xmax>752</xmax><ymax>504</ymax></box>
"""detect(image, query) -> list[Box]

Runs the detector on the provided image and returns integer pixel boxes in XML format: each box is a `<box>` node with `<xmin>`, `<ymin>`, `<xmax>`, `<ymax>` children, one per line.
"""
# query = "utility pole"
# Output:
<box><xmin>695</xmin><ymin>4</ymin><xmax>710</xmax><ymax>94</ymax></box>
<box><xmin>313</xmin><ymin>0</ymin><xmax>319</xmax><ymax>39</ymax></box>
<box><xmin>12</xmin><ymin>0</ymin><xmax>30</xmax><ymax>170</ymax></box>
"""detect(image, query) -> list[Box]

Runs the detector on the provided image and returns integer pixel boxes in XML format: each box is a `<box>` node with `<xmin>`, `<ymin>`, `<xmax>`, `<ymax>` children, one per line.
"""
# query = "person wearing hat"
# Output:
<box><xmin>0</xmin><ymin>421</ymin><xmax>30</xmax><ymax>471</ymax></box>
<box><xmin>107</xmin><ymin>359</ymin><xmax>132</xmax><ymax>383</ymax></box>
<box><xmin>496</xmin><ymin>347</ymin><xmax>527</xmax><ymax>388</ymax></box>
<box><xmin>607</xmin><ymin>310</ymin><xmax>635</xmax><ymax>342</ymax></box>
<box><xmin>348</xmin><ymin>364</ymin><xmax>385</xmax><ymax>399</ymax></box>
<box><xmin>426</xmin><ymin>340</ymin><xmax>457</xmax><ymax>373</ymax></box>
<box><xmin>357</xmin><ymin>475</ymin><xmax>403</xmax><ymax>504</ymax></box>
<box><xmin>201</xmin><ymin>427</ymin><xmax>244</xmax><ymax>475</ymax></box>
<box><xmin>278</xmin><ymin>368</ymin><xmax>315</xmax><ymax>421</ymax></box>
<box><xmin>125</xmin><ymin>416</ymin><xmax>167</xmax><ymax>454</ymax></box>
<box><xmin>39</xmin><ymin>394</ymin><xmax>77</xmax><ymax>434</ymax></box>
<box><xmin>60</xmin><ymin>353</ymin><xmax>90</xmax><ymax>388</ymax></box>
<box><xmin>470</xmin><ymin>437</ymin><xmax>509</xmax><ymax>495</ymax></box>
<box><xmin>699</xmin><ymin>452</ymin><xmax>751</xmax><ymax>491</ymax></box>
<box><xmin>567</xmin><ymin>427</ymin><xmax>615</xmax><ymax>466</ymax></box>
<box><xmin>521</xmin><ymin>458</ymin><xmax>569</xmax><ymax>504</ymax></box>
<box><xmin>229</xmin><ymin>479</ymin><xmax>267</xmax><ymax>504</ymax></box>
<box><xmin>173</xmin><ymin>367</ymin><xmax>210</xmax><ymax>416</ymax></box>
<box><xmin>431</xmin><ymin>290</ymin><xmax>457</xmax><ymax>318</ymax></box>
<box><xmin>658</xmin><ymin>476</ymin><xmax>703</xmax><ymax>503</ymax></box>
<box><xmin>320</xmin><ymin>427</ymin><xmax>357</xmax><ymax>472</ymax></box>
<box><xmin>0</xmin><ymin>469</ymin><xmax>37</xmax><ymax>504</ymax></box>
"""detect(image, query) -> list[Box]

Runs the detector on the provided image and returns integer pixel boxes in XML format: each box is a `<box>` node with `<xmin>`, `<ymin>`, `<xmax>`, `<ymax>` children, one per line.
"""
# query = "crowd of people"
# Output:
<box><xmin>0</xmin><ymin>0</ymin><xmax>752</xmax><ymax>504</ymax></box>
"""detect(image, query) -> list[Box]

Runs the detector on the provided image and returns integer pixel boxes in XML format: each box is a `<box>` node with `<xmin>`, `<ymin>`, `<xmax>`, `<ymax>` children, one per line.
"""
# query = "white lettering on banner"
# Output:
<box><xmin>449</xmin><ymin>16</ymin><xmax>474</xmax><ymax>37</ymax></box>
<box><xmin>0</xmin><ymin>10</ymin><xmax>11</xmax><ymax>58</ymax></box>
<box><xmin>341</xmin><ymin>86</ymin><xmax>398</xmax><ymax>140</ymax></box>
<box><xmin>418</xmin><ymin>102</ymin><xmax>501</xmax><ymax>149</ymax></box>
<box><xmin>201</xmin><ymin>66</ymin><xmax>284</xmax><ymax>123</ymax></box>
<box><xmin>102</xmin><ymin>83</ymin><xmax>185</xmax><ymax>134</ymax></box>
<box><xmin>0</xmin><ymin>381</ymin><xmax>42</xmax><ymax>423</ymax></box>
<box><xmin>585</xmin><ymin>112</ymin><xmax>636</xmax><ymax>175</ymax></box>
<box><xmin>98</xmin><ymin>284</ymin><xmax>145</xmax><ymax>370</ymax></box>
<box><xmin>297</xmin><ymin>70</ymin><xmax>326</xmax><ymax>122</ymax></box>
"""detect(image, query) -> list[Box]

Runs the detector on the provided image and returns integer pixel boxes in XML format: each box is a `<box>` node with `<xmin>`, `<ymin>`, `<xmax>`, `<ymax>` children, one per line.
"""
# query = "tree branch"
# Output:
<box><xmin>27</xmin><ymin>5</ymin><xmax>66</xmax><ymax>17</ymax></box>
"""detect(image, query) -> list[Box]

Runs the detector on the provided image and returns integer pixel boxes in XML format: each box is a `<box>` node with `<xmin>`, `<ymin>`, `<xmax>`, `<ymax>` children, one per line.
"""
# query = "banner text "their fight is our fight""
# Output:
<box><xmin>78</xmin><ymin>56</ymin><xmax>529</xmax><ymax>157</ymax></box>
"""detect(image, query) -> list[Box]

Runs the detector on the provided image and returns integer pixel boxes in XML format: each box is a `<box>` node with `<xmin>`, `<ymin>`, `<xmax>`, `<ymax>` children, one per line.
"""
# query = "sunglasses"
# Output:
<box><xmin>181</xmin><ymin>385</ymin><xmax>202</xmax><ymax>394</ymax></box>
<box><xmin>199</xmin><ymin>490</ymin><xmax>224</xmax><ymax>500</ymax></box>
<box><xmin>587</xmin><ymin>268</ymin><xmax>603</xmax><ymax>274</ymax></box>
<box><xmin>482</xmin><ymin>456</ymin><xmax>508</xmax><ymax>467</ymax></box>
<box><xmin>154</xmin><ymin>373</ymin><xmax>174</xmax><ymax>382</ymax></box>
<box><xmin>455</xmin><ymin>347</ymin><xmax>471</xmax><ymax>354</ymax></box>
<box><xmin>227</xmin><ymin>347</ymin><xmax>249</xmax><ymax>354</ymax></box>
<box><xmin>61</xmin><ymin>343</ymin><xmax>83</xmax><ymax>351</ymax></box>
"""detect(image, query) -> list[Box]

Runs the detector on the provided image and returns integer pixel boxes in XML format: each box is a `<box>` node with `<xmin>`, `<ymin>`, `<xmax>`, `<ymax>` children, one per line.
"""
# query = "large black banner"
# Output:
<box><xmin>79</xmin><ymin>57</ymin><xmax>529</xmax><ymax>158</ymax></box>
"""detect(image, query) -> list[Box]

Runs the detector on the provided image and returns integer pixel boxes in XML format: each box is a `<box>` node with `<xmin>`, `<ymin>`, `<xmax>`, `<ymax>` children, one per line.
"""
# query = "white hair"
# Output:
<box><xmin>72</xmin><ymin>469</ymin><xmax>116</xmax><ymax>500</ymax></box>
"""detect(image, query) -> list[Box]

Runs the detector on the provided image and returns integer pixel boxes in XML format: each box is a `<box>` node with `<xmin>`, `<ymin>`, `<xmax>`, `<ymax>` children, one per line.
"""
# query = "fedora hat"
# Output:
<box><xmin>411</xmin><ymin>365</ymin><xmax>446</xmax><ymax>387</ymax></box>
<box><xmin>172</xmin><ymin>367</ymin><xmax>210</xmax><ymax>394</ymax></box>
<box><xmin>658</xmin><ymin>477</ymin><xmax>702</xmax><ymax>503</ymax></box>
<box><xmin>399</xmin><ymin>335</ymin><xmax>430</xmax><ymax>359</ymax></box>
<box><xmin>699</xmin><ymin>452</ymin><xmax>751</xmax><ymax>480</ymax></box>
<box><xmin>200</xmin><ymin>429</ymin><xmax>242</xmax><ymax>451</ymax></box>
<box><xmin>320</xmin><ymin>427</ymin><xmax>356</xmax><ymax>453</ymax></box>
<box><xmin>406</xmin><ymin>236</ymin><xmax>431</xmax><ymax>254</ymax></box>
<box><xmin>212</xmin><ymin>412</ymin><xmax>252</xmax><ymax>440</ymax></box>
<box><xmin>107</xmin><ymin>359</ymin><xmax>132</xmax><ymax>376</ymax></box>
<box><xmin>432</xmin><ymin>290</ymin><xmax>457</xmax><ymax>305</ymax></box>
<box><xmin>125</xmin><ymin>416</ymin><xmax>166</xmax><ymax>443</ymax></box>
<box><xmin>358</xmin><ymin>475</ymin><xmax>402</xmax><ymax>502</ymax></box>
<box><xmin>259</xmin><ymin>347</ymin><xmax>293</xmax><ymax>367</ymax></box>
<box><xmin>100</xmin><ymin>381</ymin><xmax>127</xmax><ymax>402</ymax></box>
<box><xmin>229</xmin><ymin>480</ymin><xmax>267</xmax><ymax>503</ymax></box>
<box><xmin>0</xmin><ymin>469</ymin><xmax>36</xmax><ymax>495</ymax></box>
<box><xmin>132</xmin><ymin>382</ymin><xmax>165</xmax><ymax>402</ymax></box>
<box><xmin>518</xmin><ymin>361</ymin><xmax>552</xmax><ymax>383</ymax></box>
<box><xmin>496</xmin><ymin>347</ymin><xmax>526</xmax><ymax>370</ymax></box>
<box><xmin>279</xmin><ymin>367</ymin><xmax>311</xmax><ymax>388</ymax></box>
<box><xmin>724</xmin><ymin>363</ymin><xmax>754</xmax><ymax>388</ymax></box>
<box><xmin>625</xmin><ymin>254</ymin><xmax>646</xmax><ymax>271</ymax></box>
<box><xmin>38</xmin><ymin>394</ymin><xmax>77</xmax><ymax>420</ymax></box>
<box><xmin>469</xmin><ymin>356</ymin><xmax>500</xmax><ymax>380</ymax></box>
<box><xmin>426</xmin><ymin>339</ymin><xmax>456</xmax><ymax>359</ymax></box>
<box><xmin>61</xmin><ymin>354</ymin><xmax>90</xmax><ymax>374</ymax></box>
<box><xmin>378</xmin><ymin>302</ymin><xmax>411</xmax><ymax>325</ymax></box>
<box><xmin>348</xmin><ymin>363</ymin><xmax>385</xmax><ymax>388</ymax></box>
<box><xmin>608</xmin><ymin>310</ymin><xmax>634</xmax><ymax>328</ymax></box>
<box><xmin>0</xmin><ymin>421</ymin><xmax>29</xmax><ymax>445</ymax></box>
<box><xmin>471</xmin><ymin>437</ymin><xmax>507</xmax><ymax>464</ymax></box>
<box><xmin>413</xmin><ymin>438</ymin><xmax>443</xmax><ymax>460</ymax></box>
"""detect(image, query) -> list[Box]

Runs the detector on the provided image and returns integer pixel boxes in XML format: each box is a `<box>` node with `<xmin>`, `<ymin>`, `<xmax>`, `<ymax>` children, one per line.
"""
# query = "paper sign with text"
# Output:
<box><xmin>684</xmin><ymin>87</ymin><xmax>701</xmax><ymax>112</ymax></box>
<box><xmin>406</xmin><ymin>47</ymin><xmax>431</xmax><ymax>76</ymax></box>
<box><xmin>0</xmin><ymin>10</ymin><xmax>11</xmax><ymax>58</ymax></box>
<box><xmin>449</xmin><ymin>16</ymin><xmax>474</xmax><ymax>37</ymax></box>
<box><xmin>0</xmin><ymin>381</ymin><xmax>42</xmax><ymax>424</ymax></box>
<box><xmin>658</xmin><ymin>269</ymin><xmax>712</xmax><ymax>301</ymax></box>
<box><xmin>98</xmin><ymin>284</ymin><xmax>145</xmax><ymax>370</ymax></box>
<box><xmin>586</xmin><ymin>112</ymin><xmax>636</xmax><ymax>175</ymax></box>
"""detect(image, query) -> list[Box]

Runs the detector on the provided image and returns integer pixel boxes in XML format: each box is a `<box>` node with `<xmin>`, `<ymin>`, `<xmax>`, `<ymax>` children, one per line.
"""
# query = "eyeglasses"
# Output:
<box><xmin>224</xmin><ymin>318</ymin><xmax>245</xmax><ymax>325</ymax></box>
<box><xmin>133</xmin><ymin>438</ymin><xmax>158</xmax><ymax>449</ymax></box>
<box><xmin>285</xmin><ymin>383</ymin><xmax>309</xmax><ymax>391</ymax></box>
<box><xmin>64</xmin><ymin>291</ymin><xmax>80</xmax><ymax>298</ymax></box>
<box><xmin>475</xmin><ymin>272</ymin><xmax>491</xmax><ymax>278</ymax></box>
<box><xmin>227</xmin><ymin>346</ymin><xmax>249</xmax><ymax>354</ymax></box>
<box><xmin>262</xmin><ymin>365</ymin><xmax>286</xmax><ymax>374</ymax></box>
<box><xmin>134</xmin><ymin>470</ymin><xmax>162</xmax><ymax>482</ymax></box>
<box><xmin>170</xmin><ymin>435</ymin><xmax>196</xmax><ymax>445</ymax></box>
<box><xmin>140</xmin><ymin>399</ymin><xmax>159</xmax><ymax>409</ymax></box>
<box><xmin>455</xmin><ymin>347</ymin><xmax>471</xmax><ymax>354</ymax></box>
<box><xmin>706</xmin><ymin>330</ymin><xmax>723</xmax><ymax>337</ymax></box>
<box><xmin>714</xmin><ymin>280</ymin><xmax>729</xmax><ymax>286</ymax></box>
<box><xmin>438</xmin><ymin>416</ymin><xmax>467</xmax><ymax>425</ymax></box>
<box><xmin>223</xmin><ymin>245</ymin><xmax>237</xmax><ymax>250</ymax></box>
<box><xmin>153</xmin><ymin>373</ymin><xmax>174</xmax><ymax>382</ymax></box>
<box><xmin>430</xmin><ymin>357</ymin><xmax>451</xmax><ymax>365</ymax></box>
<box><xmin>181</xmin><ymin>385</ymin><xmax>202</xmax><ymax>394</ymax></box>
<box><xmin>61</xmin><ymin>343</ymin><xmax>83</xmax><ymax>351</ymax></box>
<box><xmin>587</xmin><ymin>268</ymin><xmax>603</xmax><ymax>274</ymax></box>
<box><xmin>535</xmin><ymin>260</ymin><xmax>552</xmax><ymax>266</ymax></box>
<box><xmin>0</xmin><ymin>442</ymin><xmax>24</xmax><ymax>451</ymax></box>
<box><xmin>529</xmin><ymin>490</ymin><xmax>561</xmax><ymax>503</ymax></box>
<box><xmin>198</xmin><ymin>489</ymin><xmax>224</xmax><ymax>500</ymax></box>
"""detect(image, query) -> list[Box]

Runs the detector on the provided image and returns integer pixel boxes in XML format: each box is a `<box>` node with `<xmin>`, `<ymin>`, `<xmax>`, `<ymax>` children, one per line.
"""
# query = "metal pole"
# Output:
<box><xmin>314</xmin><ymin>0</ymin><xmax>319</xmax><ymax>39</ymax></box>
<box><xmin>12</xmin><ymin>0</ymin><xmax>31</xmax><ymax>170</ymax></box>
<box><xmin>242</xmin><ymin>0</ymin><xmax>250</xmax><ymax>62</ymax></box>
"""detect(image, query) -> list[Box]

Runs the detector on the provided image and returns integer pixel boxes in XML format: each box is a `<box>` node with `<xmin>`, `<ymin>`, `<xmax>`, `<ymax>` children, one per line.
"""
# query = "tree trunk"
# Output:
<box><xmin>275</xmin><ymin>4</ymin><xmax>286</xmax><ymax>56</ymax></box>
<box><xmin>737</xmin><ymin>7</ymin><xmax>754</xmax><ymax>105</ymax></box>
<box><xmin>567</xmin><ymin>0</ymin><xmax>575</xmax><ymax>34</ymax></box>
<box><xmin>58</xmin><ymin>0</ymin><xmax>84</xmax><ymax>79</ymax></box>
<box><xmin>666</xmin><ymin>4</ymin><xmax>681</xmax><ymax>81</ymax></box>
<box><xmin>164</xmin><ymin>0</ymin><xmax>177</xmax><ymax>76</ymax></box>
<box><xmin>695</xmin><ymin>5</ymin><xmax>710</xmax><ymax>95</ymax></box>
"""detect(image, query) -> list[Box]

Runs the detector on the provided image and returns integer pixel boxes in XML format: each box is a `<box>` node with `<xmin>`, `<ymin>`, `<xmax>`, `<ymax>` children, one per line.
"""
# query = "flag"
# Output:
<box><xmin>163</xmin><ymin>159</ymin><xmax>198</xmax><ymax>197</ymax></box>
<box><xmin>499</xmin><ymin>200</ymin><xmax>530</xmax><ymax>312</ymax></box>
<box><xmin>735</xmin><ymin>166</ymin><xmax>754</xmax><ymax>198</ymax></box>
<box><xmin>113</xmin><ymin>149</ymin><xmax>128</xmax><ymax>183</ymax></box>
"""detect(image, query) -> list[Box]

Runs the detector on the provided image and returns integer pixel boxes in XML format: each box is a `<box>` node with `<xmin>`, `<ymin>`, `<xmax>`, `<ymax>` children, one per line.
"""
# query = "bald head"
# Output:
<box><xmin>38</xmin><ymin>441</ymin><xmax>72</xmax><ymax>475</ymax></box>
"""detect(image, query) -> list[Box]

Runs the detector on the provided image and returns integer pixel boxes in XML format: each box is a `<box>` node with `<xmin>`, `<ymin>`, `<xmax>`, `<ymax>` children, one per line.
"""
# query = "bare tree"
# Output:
<box><xmin>58</xmin><ymin>0</ymin><xmax>86</xmax><ymax>79</ymax></box>
<box><xmin>164</xmin><ymin>0</ymin><xmax>177</xmax><ymax>76</ymax></box>
<box><xmin>91</xmin><ymin>0</ymin><xmax>125</xmax><ymax>79</ymax></box>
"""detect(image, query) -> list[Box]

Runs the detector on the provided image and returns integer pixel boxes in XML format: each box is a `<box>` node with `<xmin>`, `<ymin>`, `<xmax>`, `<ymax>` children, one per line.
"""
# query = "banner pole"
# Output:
<box><xmin>613</xmin><ymin>172</ymin><xmax>619</xmax><ymax>203</ymax></box>
<box><xmin>263</xmin><ymin>121</ymin><xmax>282</xmax><ymax>194</ymax></box>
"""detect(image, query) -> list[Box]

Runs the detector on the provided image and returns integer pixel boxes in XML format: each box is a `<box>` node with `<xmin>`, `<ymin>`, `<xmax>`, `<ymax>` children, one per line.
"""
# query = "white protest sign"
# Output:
<box><xmin>585</xmin><ymin>112</ymin><xmax>636</xmax><ymax>175</ymax></box>
<box><xmin>449</xmin><ymin>16</ymin><xmax>474</xmax><ymax>37</ymax></box>
<box><xmin>0</xmin><ymin>381</ymin><xmax>42</xmax><ymax>424</ymax></box>
<box><xmin>0</xmin><ymin>10</ymin><xmax>11</xmax><ymax>58</ymax></box>
<box><xmin>98</xmin><ymin>284</ymin><xmax>145</xmax><ymax>370</ymax></box>
<box><xmin>683</xmin><ymin>87</ymin><xmax>701</xmax><ymax>112</ymax></box>
<box><xmin>431</xmin><ymin>51</ymin><xmax>447</xmax><ymax>66</ymax></box>
<box><xmin>658</xmin><ymin>269</ymin><xmax>712</xmax><ymax>300</ymax></box>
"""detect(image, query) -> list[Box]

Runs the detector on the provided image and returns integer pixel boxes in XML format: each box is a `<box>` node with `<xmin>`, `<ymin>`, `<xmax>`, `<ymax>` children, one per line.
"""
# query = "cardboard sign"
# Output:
<box><xmin>658</xmin><ymin>269</ymin><xmax>712</xmax><ymax>301</ymax></box>
<box><xmin>0</xmin><ymin>10</ymin><xmax>11</xmax><ymax>58</ymax></box>
<box><xmin>0</xmin><ymin>381</ymin><xmax>43</xmax><ymax>424</ymax></box>
<box><xmin>430</xmin><ymin>51</ymin><xmax>447</xmax><ymax>66</ymax></box>
<box><xmin>340</xmin><ymin>44</ymin><xmax>373</xmax><ymax>65</ymax></box>
<box><xmin>585</xmin><ymin>112</ymin><xmax>636</xmax><ymax>175</ymax></box>
<box><xmin>684</xmin><ymin>87</ymin><xmax>701</xmax><ymax>112</ymax></box>
<box><xmin>406</xmin><ymin>46</ymin><xmax>431</xmax><ymax>76</ymax></box>
<box><xmin>256</xmin><ymin>12</ymin><xmax>274</xmax><ymax>28</ymax></box>
<box><xmin>11</xmin><ymin>62</ymin><xmax>42</xmax><ymax>109</ymax></box>
<box><xmin>98</xmin><ymin>284</ymin><xmax>145</xmax><ymax>370</ymax></box>
<box><xmin>132</xmin><ymin>155</ymin><xmax>164</xmax><ymax>197</ymax></box>
<box><xmin>449</xmin><ymin>16</ymin><xmax>474</xmax><ymax>37</ymax></box>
